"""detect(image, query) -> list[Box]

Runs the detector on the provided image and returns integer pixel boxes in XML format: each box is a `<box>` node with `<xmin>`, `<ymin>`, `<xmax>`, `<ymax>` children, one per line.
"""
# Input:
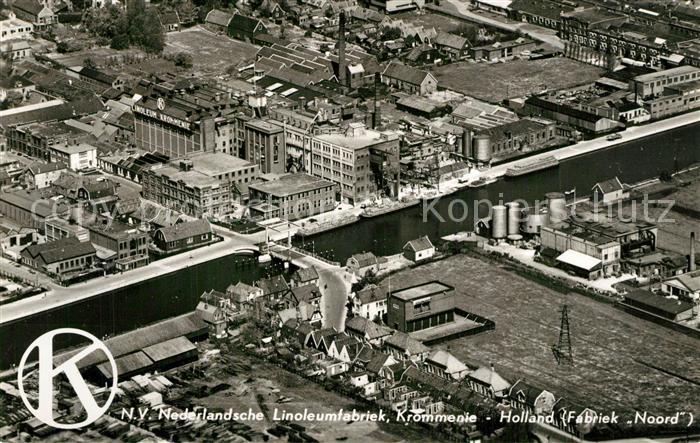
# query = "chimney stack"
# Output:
<box><xmin>338</xmin><ymin>12</ymin><xmax>347</xmax><ymax>87</ymax></box>
<box><xmin>690</xmin><ymin>231</ymin><xmax>696</xmax><ymax>272</ymax></box>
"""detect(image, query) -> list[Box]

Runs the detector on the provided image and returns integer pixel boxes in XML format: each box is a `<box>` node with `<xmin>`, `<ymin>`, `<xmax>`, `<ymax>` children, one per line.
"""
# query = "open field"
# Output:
<box><xmin>165</xmin><ymin>26</ymin><xmax>259</xmax><ymax>76</ymax></box>
<box><xmin>433</xmin><ymin>58</ymin><xmax>605</xmax><ymax>103</ymax></box>
<box><xmin>393</xmin><ymin>11</ymin><xmax>480</xmax><ymax>34</ymax></box>
<box><xmin>384</xmin><ymin>255</ymin><xmax>700</xmax><ymax>418</ymax></box>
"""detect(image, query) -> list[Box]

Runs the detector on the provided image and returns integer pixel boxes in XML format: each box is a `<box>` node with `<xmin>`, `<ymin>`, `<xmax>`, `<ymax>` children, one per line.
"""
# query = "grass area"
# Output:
<box><xmin>165</xmin><ymin>26</ymin><xmax>259</xmax><ymax>76</ymax></box>
<box><xmin>393</xmin><ymin>11</ymin><xmax>477</xmax><ymax>33</ymax></box>
<box><xmin>384</xmin><ymin>254</ymin><xmax>700</xmax><ymax>418</ymax></box>
<box><xmin>433</xmin><ymin>58</ymin><xmax>605</xmax><ymax>103</ymax></box>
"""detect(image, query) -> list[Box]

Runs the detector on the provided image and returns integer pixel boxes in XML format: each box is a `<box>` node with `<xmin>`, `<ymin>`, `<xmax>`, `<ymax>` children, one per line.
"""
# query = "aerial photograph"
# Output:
<box><xmin>0</xmin><ymin>0</ymin><xmax>698</xmax><ymax>440</ymax></box>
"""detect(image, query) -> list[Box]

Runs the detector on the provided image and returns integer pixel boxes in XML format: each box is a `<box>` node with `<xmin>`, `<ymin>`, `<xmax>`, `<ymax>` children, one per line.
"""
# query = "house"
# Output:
<box><xmin>228</xmin><ymin>281</ymin><xmax>264</xmax><ymax>308</ymax></box>
<box><xmin>196</xmin><ymin>292</ymin><xmax>227</xmax><ymax>336</ymax></box>
<box><xmin>346</xmin><ymin>252</ymin><xmax>386</xmax><ymax>276</ymax></box>
<box><xmin>352</xmin><ymin>284</ymin><xmax>388</xmax><ymax>321</ymax></box>
<box><xmin>383</xmin><ymin>331</ymin><xmax>429</xmax><ymax>362</ymax></box>
<box><xmin>345</xmin><ymin>316</ymin><xmax>393</xmax><ymax>346</ymax></box>
<box><xmin>433</xmin><ymin>32</ymin><xmax>470</xmax><ymax>60</ymax></box>
<box><xmin>405</xmin><ymin>45</ymin><xmax>440</xmax><ymax>66</ymax></box>
<box><xmin>365</xmin><ymin>353</ymin><xmax>398</xmax><ymax>381</ymax></box>
<box><xmin>256</xmin><ymin>274</ymin><xmax>291</xmax><ymax>303</ymax></box>
<box><xmin>24</xmin><ymin>162</ymin><xmax>67</xmax><ymax>189</ymax></box>
<box><xmin>20</xmin><ymin>237</ymin><xmax>96</xmax><ymax>278</ymax></box>
<box><xmin>591</xmin><ymin>177</ymin><xmax>626</xmax><ymax>204</ymax></box>
<box><xmin>423</xmin><ymin>350</ymin><xmax>469</xmax><ymax>380</ymax></box>
<box><xmin>508</xmin><ymin>381</ymin><xmax>557</xmax><ymax>415</ymax></box>
<box><xmin>327</xmin><ymin>333</ymin><xmax>364</xmax><ymax>362</ymax></box>
<box><xmin>661</xmin><ymin>270</ymin><xmax>700</xmax><ymax>303</ymax></box>
<box><xmin>467</xmin><ymin>365</ymin><xmax>511</xmax><ymax>400</ymax></box>
<box><xmin>0</xmin><ymin>12</ymin><xmax>33</xmax><ymax>42</ymax></box>
<box><xmin>287</xmin><ymin>283</ymin><xmax>322</xmax><ymax>309</ymax></box>
<box><xmin>290</xmin><ymin>266</ymin><xmax>319</xmax><ymax>288</ymax></box>
<box><xmin>261</xmin><ymin>0</ymin><xmax>285</xmax><ymax>19</ymax></box>
<box><xmin>402</xmin><ymin>236</ymin><xmax>435</xmax><ymax>262</ymax></box>
<box><xmin>277</xmin><ymin>301</ymin><xmax>322</xmax><ymax>327</ymax></box>
<box><xmin>205</xmin><ymin>9</ymin><xmax>234</xmax><ymax>33</ymax></box>
<box><xmin>12</xmin><ymin>0</ymin><xmax>57</xmax><ymax>30</ymax></box>
<box><xmin>228</xmin><ymin>13</ymin><xmax>268</xmax><ymax>42</ymax></box>
<box><xmin>0</xmin><ymin>39</ymin><xmax>32</xmax><ymax>60</ymax></box>
<box><xmin>153</xmin><ymin>219</ymin><xmax>214</xmax><ymax>254</ymax></box>
<box><xmin>614</xmin><ymin>100</ymin><xmax>650</xmax><ymax>124</ymax></box>
<box><xmin>624</xmin><ymin>289</ymin><xmax>695</xmax><ymax>321</ymax></box>
<box><xmin>307</xmin><ymin>327</ymin><xmax>339</xmax><ymax>352</ymax></box>
<box><xmin>381</xmin><ymin>62</ymin><xmax>438</xmax><ymax>95</ymax></box>
<box><xmin>158</xmin><ymin>11</ymin><xmax>181</xmax><ymax>32</ymax></box>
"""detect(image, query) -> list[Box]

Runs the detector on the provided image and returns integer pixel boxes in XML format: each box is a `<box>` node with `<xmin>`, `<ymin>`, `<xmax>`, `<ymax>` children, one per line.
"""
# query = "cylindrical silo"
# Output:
<box><xmin>462</xmin><ymin>128</ymin><xmax>472</xmax><ymax>158</ymax></box>
<box><xmin>506</xmin><ymin>202</ymin><xmax>521</xmax><ymax>236</ymax></box>
<box><xmin>523</xmin><ymin>208</ymin><xmax>550</xmax><ymax>234</ymax></box>
<box><xmin>546</xmin><ymin>192</ymin><xmax>567</xmax><ymax>223</ymax></box>
<box><xmin>492</xmin><ymin>205</ymin><xmax>507</xmax><ymax>239</ymax></box>
<box><xmin>474</xmin><ymin>134</ymin><xmax>492</xmax><ymax>164</ymax></box>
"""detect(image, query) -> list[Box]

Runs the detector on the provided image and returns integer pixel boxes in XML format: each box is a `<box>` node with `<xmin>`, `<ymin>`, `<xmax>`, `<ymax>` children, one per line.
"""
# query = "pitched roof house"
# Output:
<box><xmin>228</xmin><ymin>13</ymin><xmax>268</xmax><ymax>42</ymax></box>
<box><xmin>402</xmin><ymin>236</ymin><xmax>435</xmax><ymax>262</ymax></box>
<box><xmin>467</xmin><ymin>365</ymin><xmax>511</xmax><ymax>399</ymax></box>
<box><xmin>509</xmin><ymin>380</ymin><xmax>557</xmax><ymax>415</ymax></box>
<box><xmin>591</xmin><ymin>176</ymin><xmax>626</xmax><ymax>204</ymax></box>
<box><xmin>381</xmin><ymin>61</ymin><xmax>438</xmax><ymax>95</ymax></box>
<box><xmin>383</xmin><ymin>331</ymin><xmax>429</xmax><ymax>362</ymax></box>
<box><xmin>345</xmin><ymin>316</ymin><xmax>393</xmax><ymax>345</ymax></box>
<box><xmin>424</xmin><ymin>350</ymin><xmax>469</xmax><ymax>380</ymax></box>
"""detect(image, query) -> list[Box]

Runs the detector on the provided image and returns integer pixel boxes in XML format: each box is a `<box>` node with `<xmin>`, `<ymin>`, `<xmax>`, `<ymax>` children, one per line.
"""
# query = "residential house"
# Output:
<box><xmin>327</xmin><ymin>333</ymin><xmax>364</xmax><ymax>362</ymax></box>
<box><xmin>365</xmin><ymin>352</ymin><xmax>398</xmax><ymax>384</ymax></box>
<box><xmin>277</xmin><ymin>302</ymin><xmax>322</xmax><ymax>327</ymax></box>
<box><xmin>0</xmin><ymin>40</ymin><xmax>32</xmax><ymax>60</ymax></box>
<box><xmin>307</xmin><ymin>327</ymin><xmax>339</xmax><ymax>352</ymax></box>
<box><xmin>153</xmin><ymin>219</ymin><xmax>214</xmax><ymax>254</ymax></box>
<box><xmin>196</xmin><ymin>292</ymin><xmax>227</xmax><ymax>336</ymax></box>
<box><xmin>591</xmin><ymin>177</ymin><xmax>626</xmax><ymax>204</ymax></box>
<box><xmin>433</xmin><ymin>32</ymin><xmax>470</xmax><ymax>60</ymax></box>
<box><xmin>405</xmin><ymin>45</ymin><xmax>441</xmax><ymax>66</ymax></box>
<box><xmin>287</xmin><ymin>283</ymin><xmax>322</xmax><ymax>310</ymax></box>
<box><xmin>229</xmin><ymin>13</ymin><xmax>268</xmax><ymax>42</ymax></box>
<box><xmin>402</xmin><ymin>236</ymin><xmax>435</xmax><ymax>262</ymax></box>
<box><xmin>24</xmin><ymin>162</ymin><xmax>67</xmax><ymax>189</ymax></box>
<box><xmin>290</xmin><ymin>266</ymin><xmax>319</xmax><ymax>288</ymax></box>
<box><xmin>159</xmin><ymin>11</ymin><xmax>181</xmax><ymax>32</ymax></box>
<box><xmin>381</xmin><ymin>62</ymin><xmax>438</xmax><ymax>95</ymax></box>
<box><xmin>20</xmin><ymin>236</ymin><xmax>96</xmax><ymax>279</ymax></box>
<box><xmin>346</xmin><ymin>252</ymin><xmax>386</xmax><ymax>276</ymax></box>
<box><xmin>228</xmin><ymin>281</ymin><xmax>264</xmax><ymax>308</ymax></box>
<box><xmin>12</xmin><ymin>0</ymin><xmax>57</xmax><ymax>30</ymax></box>
<box><xmin>508</xmin><ymin>381</ymin><xmax>557</xmax><ymax>415</ymax></box>
<box><xmin>257</xmin><ymin>274</ymin><xmax>291</xmax><ymax>305</ymax></box>
<box><xmin>383</xmin><ymin>331</ymin><xmax>429</xmax><ymax>362</ymax></box>
<box><xmin>352</xmin><ymin>283</ymin><xmax>388</xmax><ymax>321</ymax></box>
<box><xmin>423</xmin><ymin>350</ymin><xmax>469</xmax><ymax>380</ymax></box>
<box><xmin>467</xmin><ymin>365</ymin><xmax>511</xmax><ymax>400</ymax></box>
<box><xmin>553</xmin><ymin>399</ymin><xmax>598</xmax><ymax>438</ymax></box>
<box><xmin>345</xmin><ymin>316</ymin><xmax>393</xmax><ymax>346</ymax></box>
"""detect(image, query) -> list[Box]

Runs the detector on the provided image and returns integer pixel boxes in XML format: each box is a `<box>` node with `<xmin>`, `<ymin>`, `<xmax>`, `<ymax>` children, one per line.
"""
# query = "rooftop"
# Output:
<box><xmin>390</xmin><ymin>280</ymin><xmax>454</xmax><ymax>301</ymax></box>
<box><xmin>249</xmin><ymin>173</ymin><xmax>335</xmax><ymax>197</ymax></box>
<box><xmin>633</xmin><ymin>66</ymin><xmax>700</xmax><ymax>83</ymax></box>
<box><xmin>624</xmin><ymin>289</ymin><xmax>694</xmax><ymax>315</ymax></box>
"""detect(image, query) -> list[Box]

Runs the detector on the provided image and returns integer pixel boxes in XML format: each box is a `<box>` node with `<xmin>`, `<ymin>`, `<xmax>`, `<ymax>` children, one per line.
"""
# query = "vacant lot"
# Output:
<box><xmin>384</xmin><ymin>255</ymin><xmax>700</xmax><ymax>419</ymax></box>
<box><xmin>393</xmin><ymin>11</ymin><xmax>478</xmax><ymax>34</ymax></box>
<box><xmin>165</xmin><ymin>26</ymin><xmax>259</xmax><ymax>76</ymax></box>
<box><xmin>433</xmin><ymin>58</ymin><xmax>605</xmax><ymax>103</ymax></box>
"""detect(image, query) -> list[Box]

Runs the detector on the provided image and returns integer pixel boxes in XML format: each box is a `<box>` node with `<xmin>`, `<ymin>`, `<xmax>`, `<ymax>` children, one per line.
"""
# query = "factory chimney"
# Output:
<box><xmin>338</xmin><ymin>12</ymin><xmax>347</xmax><ymax>87</ymax></box>
<box><xmin>372</xmin><ymin>72</ymin><xmax>381</xmax><ymax>129</ymax></box>
<box><xmin>690</xmin><ymin>231</ymin><xmax>696</xmax><ymax>272</ymax></box>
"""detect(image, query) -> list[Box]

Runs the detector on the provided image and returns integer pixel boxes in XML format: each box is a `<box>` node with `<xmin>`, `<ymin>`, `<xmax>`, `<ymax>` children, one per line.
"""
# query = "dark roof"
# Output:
<box><xmin>156</xmin><ymin>219</ymin><xmax>212</xmax><ymax>243</ymax></box>
<box><xmin>434</xmin><ymin>32</ymin><xmax>469</xmax><ymax>50</ymax></box>
<box><xmin>22</xmin><ymin>237</ymin><xmax>96</xmax><ymax>264</ymax></box>
<box><xmin>593</xmin><ymin>177</ymin><xmax>623</xmax><ymax>194</ymax></box>
<box><xmin>79</xmin><ymin>67</ymin><xmax>117</xmax><ymax>86</ymax></box>
<box><xmin>28</xmin><ymin>161</ymin><xmax>67</xmax><ymax>175</ymax></box>
<box><xmin>12</xmin><ymin>0</ymin><xmax>45</xmax><ymax>16</ymax></box>
<box><xmin>142</xmin><ymin>336</ymin><xmax>197</xmax><ymax>362</ymax></box>
<box><xmin>525</xmin><ymin>96</ymin><xmax>608</xmax><ymax>123</ymax></box>
<box><xmin>382</xmin><ymin>62</ymin><xmax>433</xmax><ymax>86</ymax></box>
<box><xmin>404</xmin><ymin>236</ymin><xmax>434</xmax><ymax>252</ymax></box>
<box><xmin>0</xmin><ymin>97</ymin><xmax>105</xmax><ymax>129</ymax></box>
<box><xmin>292</xmin><ymin>266</ymin><xmax>319</xmax><ymax>283</ymax></box>
<box><xmin>345</xmin><ymin>316</ymin><xmax>392</xmax><ymax>340</ymax></box>
<box><xmin>624</xmin><ymin>289</ymin><xmax>694</xmax><ymax>315</ymax></box>
<box><xmin>509</xmin><ymin>380</ymin><xmax>545</xmax><ymax>405</ymax></box>
<box><xmin>349</xmin><ymin>251</ymin><xmax>378</xmax><ymax>268</ymax></box>
<box><xmin>384</xmin><ymin>331</ymin><xmax>429</xmax><ymax>355</ymax></box>
<box><xmin>205</xmin><ymin>9</ymin><xmax>234</xmax><ymax>27</ymax></box>
<box><xmin>510</xmin><ymin>0</ymin><xmax>573</xmax><ymax>20</ymax></box>
<box><xmin>257</xmin><ymin>274</ymin><xmax>289</xmax><ymax>295</ymax></box>
<box><xmin>159</xmin><ymin>10</ymin><xmax>180</xmax><ymax>25</ymax></box>
<box><xmin>355</xmin><ymin>284</ymin><xmax>387</xmax><ymax>304</ymax></box>
<box><xmin>291</xmin><ymin>283</ymin><xmax>321</xmax><ymax>304</ymax></box>
<box><xmin>230</xmin><ymin>13</ymin><xmax>264</xmax><ymax>34</ymax></box>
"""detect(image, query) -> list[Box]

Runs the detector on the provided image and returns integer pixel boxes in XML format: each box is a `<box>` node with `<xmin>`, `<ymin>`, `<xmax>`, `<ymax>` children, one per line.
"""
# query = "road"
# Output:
<box><xmin>318</xmin><ymin>268</ymin><xmax>351</xmax><ymax>331</ymax></box>
<box><xmin>432</xmin><ymin>1</ymin><xmax>564</xmax><ymax>49</ymax></box>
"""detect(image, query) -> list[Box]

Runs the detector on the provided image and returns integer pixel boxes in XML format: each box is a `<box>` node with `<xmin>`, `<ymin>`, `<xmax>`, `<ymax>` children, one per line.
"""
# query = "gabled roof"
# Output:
<box><xmin>230</xmin><ymin>13</ymin><xmax>265</xmax><ymax>34</ymax></box>
<box><xmin>291</xmin><ymin>283</ymin><xmax>321</xmax><ymax>304</ymax></box>
<box><xmin>22</xmin><ymin>237</ymin><xmax>96</xmax><ymax>265</ymax></box>
<box><xmin>12</xmin><ymin>0</ymin><xmax>46</xmax><ymax>16</ymax></box>
<box><xmin>509</xmin><ymin>380</ymin><xmax>547</xmax><ymax>405</ymax></box>
<box><xmin>592</xmin><ymin>177</ymin><xmax>623</xmax><ymax>194</ymax></box>
<box><xmin>349</xmin><ymin>251</ymin><xmax>379</xmax><ymax>268</ymax></box>
<box><xmin>468</xmin><ymin>366</ymin><xmax>511</xmax><ymax>392</ymax></box>
<box><xmin>403</xmin><ymin>236</ymin><xmax>434</xmax><ymax>252</ymax></box>
<box><xmin>426</xmin><ymin>350</ymin><xmax>468</xmax><ymax>374</ymax></box>
<box><xmin>227</xmin><ymin>281</ymin><xmax>260</xmax><ymax>302</ymax></box>
<box><xmin>355</xmin><ymin>284</ymin><xmax>387</xmax><ymax>305</ymax></box>
<box><xmin>292</xmin><ymin>266</ymin><xmax>319</xmax><ymax>283</ymax></box>
<box><xmin>257</xmin><ymin>274</ymin><xmax>289</xmax><ymax>295</ymax></box>
<box><xmin>159</xmin><ymin>10</ymin><xmax>180</xmax><ymax>26</ymax></box>
<box><xmin>382</xmin><ymin>61</ymin><xmax>434</xmax><ymax>86</ymax></box>
<box><xmin>366</xmin><ymin>353</ymin><xmax>394</xmax><ymax>373</ymax></box>
<box><xmin>345</xmin><ymin>316</ymin><xmax>393</xmax><ymax>340</ymax></box>
<box><xmin>434</xmin><ymin>32</ymin><xmax>469</xmax><ymax>50</ymax></box>
<box><xmin>205</xmin><ymin>9</ymin><xmax>234</xmax><ymax>27</ymax></box>
<box><xmin>156</xmin><ymin>219</ymin><xmax>212</xmax><ymax>243</ymax></box>
<box><xmin>670</xmin><ymin>270</ymin><xmax>700</xmax><ymax>292</ymax></box>
<box><xmin>27</xmin><ymin>161</ymin><xmax>66</xmax><ymax>175</ymax></box>
<box><xmin>384</xmin><ymin>331</ymin><xmax>429</xmax><ymax>355</ymax></box>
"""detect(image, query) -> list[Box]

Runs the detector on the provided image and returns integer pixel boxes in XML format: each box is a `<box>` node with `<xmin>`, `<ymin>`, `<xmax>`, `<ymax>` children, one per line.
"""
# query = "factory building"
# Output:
<box><xmin>243</xmin><ymin>119</ymin><xmax>285</xmax><ymax>175</ymax></box>
<box><xmin>645</xmin><ymin>80</ymin><xmax>700</xmax><ymax>119</ymax></box>
<box><xmin>628</xmin><ymin>66</ymin><xmax>700</xmax><ymax>98</ymax></box>
<box><xmin>248</xmin><ymin>173</ymin><xmax>337</xmax><ymax>220</ymax></box>
<box><xmin>623</xmin><ymin>289</ymin><xmax>695</xmax><ymax>321</ymax></box>
<box><xmin>387</xmin><ymin>281</ymin><xmax>455</xmax><ymax>333</ymax></box>
<box><xmin>132</xmin><ymin>83</ymin><xmax>240</xmax><ymax>159</ymax></box>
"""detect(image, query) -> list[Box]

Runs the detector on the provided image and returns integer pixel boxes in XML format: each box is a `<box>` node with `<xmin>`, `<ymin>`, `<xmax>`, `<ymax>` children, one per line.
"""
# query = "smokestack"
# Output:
<box><xmin>338</xmin><ymin>12</ymin><xmax>347</xmax><ymax>87</ymax></box>
<box><xmin>372</xmin><ymin>72</ymin><xmax>381</xmax><ymax>129</ymax></box>
<box><xmin>691</xmin><ymin>232</ymin><xmax>696</xmax><ymax>272</ymax></box>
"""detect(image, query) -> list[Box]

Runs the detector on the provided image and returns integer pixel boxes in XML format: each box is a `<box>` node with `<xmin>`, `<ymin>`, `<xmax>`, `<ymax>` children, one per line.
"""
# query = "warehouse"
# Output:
<box><xmin>249</xmin><ymin>173</ymin><xmax>337</xmax><ymax>220</ymax></box>
<box><xmin>623</xmin><ymin>289</ymin><xmax>695</xmax><ymax>321</ymax></box>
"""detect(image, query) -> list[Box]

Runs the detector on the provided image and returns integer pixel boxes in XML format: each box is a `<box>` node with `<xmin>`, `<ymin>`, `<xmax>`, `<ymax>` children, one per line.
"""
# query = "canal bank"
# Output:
<box><xmin>1</xmin><ymin>120</ymin><xmax>698</xmax><ymax>368</ymax></box>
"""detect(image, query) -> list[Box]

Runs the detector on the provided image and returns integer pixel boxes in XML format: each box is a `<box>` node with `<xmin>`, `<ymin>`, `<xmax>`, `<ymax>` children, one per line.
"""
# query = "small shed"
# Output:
<box><xmin>403</xmin><ymin>236</ymin><xmax>435</xmax><ymax>262</ymax></box>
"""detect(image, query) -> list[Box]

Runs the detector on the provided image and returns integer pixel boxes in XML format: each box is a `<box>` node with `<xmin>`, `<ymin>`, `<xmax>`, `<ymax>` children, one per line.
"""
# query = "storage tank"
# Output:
<box><xmin>474</xmin><ymin>134</ymin><xmax>492</xmax><ymax>164</ymax></box>
<box><xmin>492</xmin><ymin>205</ymin><xmax>507</xmax><ymax>239</ymax></box>
<box><xmin>523</xmin><ymin>208</ymin><xmax>550</xmax><ymax>234</ymax></box>
<box><xmin>462</xmin><ymin>128</ymin><xmax>472</xmax><ymax>158</ymax></box>
<box><xmin>506</xmin><ymin>202</ymin><xmax>521</xmax><ymax>236</ymax></box>
<box><xmin>546</xmin><ymin>192</ymin><xmax>567</xmax><ymax>223</ymax></box>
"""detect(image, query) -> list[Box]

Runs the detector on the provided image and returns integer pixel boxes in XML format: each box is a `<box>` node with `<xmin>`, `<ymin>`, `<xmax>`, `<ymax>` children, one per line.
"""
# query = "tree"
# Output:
<box><xmin>351</xmin><ymin>269</ymin><xmax>379</xmax><ymax>293</ymax></box>
<box><xmin>381</xmin><ymin>26</ymin><xmax>401</xmax><ymax>41</ymax></box>
<box><xmin>0</xmin><ymin>91</ymin><xmax>24</xmax><ymax>110</ymax></box>
<box><xmin>83</xmin><ymin>56</ymin><xmax>97</xmax><ymax>68</ymax></box>
<box><xmin>174</xmin><ymin>52</ymin><xmax>193</xmax><ymax>69</ymax></box>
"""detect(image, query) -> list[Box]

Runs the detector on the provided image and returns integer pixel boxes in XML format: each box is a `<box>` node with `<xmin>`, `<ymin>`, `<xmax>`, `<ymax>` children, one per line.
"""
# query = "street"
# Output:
<box><xmin>318</xmin><ymin>268</ymin><xmax>351</xmax><ymax>331</ymax></box>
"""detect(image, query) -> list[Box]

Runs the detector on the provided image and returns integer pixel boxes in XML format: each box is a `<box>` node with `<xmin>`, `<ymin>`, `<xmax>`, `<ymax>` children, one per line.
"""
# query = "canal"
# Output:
<box><xmin>0</xmin><ymin>123</ymin><xmax>698</xmax><ymax>368</ymax></box>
